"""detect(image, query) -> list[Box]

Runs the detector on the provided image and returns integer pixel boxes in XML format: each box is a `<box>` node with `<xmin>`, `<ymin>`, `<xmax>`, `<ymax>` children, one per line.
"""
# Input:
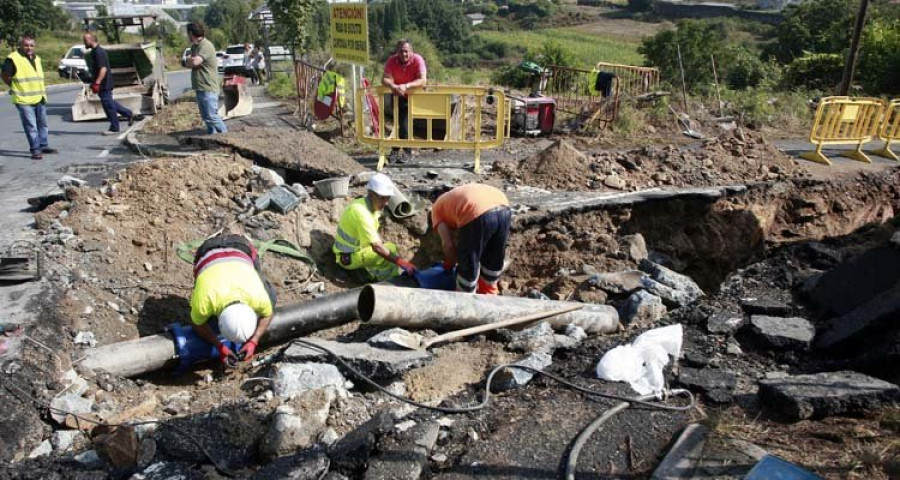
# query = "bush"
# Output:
<box><xmin>266</xmin><ymin>72</ymin><xmax>296</xmax><ymax>99</ymax></box>
<box><xmin>491</xmin><ymin>40</ymin><xmax>575</xmax><ymax>88</ymax></box>
<box><xmin>782</xmin><ymin>52</ymin><xmax>843</xmax><ymax>91</ymax></box>
<box><xmin>858</xmin><ymin>19</ymin><xmax>900</xmax><ymax>95</ymax></box>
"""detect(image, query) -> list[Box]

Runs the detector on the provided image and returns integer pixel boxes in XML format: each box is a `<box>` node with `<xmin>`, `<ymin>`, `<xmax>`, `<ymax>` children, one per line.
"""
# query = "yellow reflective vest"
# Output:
<box><xmin>333</xmin><ymin>198</ymin><xmax>382</xmax><ymax>254</ymax></box>
<box><xmin>7</xmin><ymin>51</ymin><xmax>46</xmax><ymax>105</ymax></box>
<box><xmin>316</xmin><ymin>70</ymin><xmax>346</xmax><ymax>109</ymax></box>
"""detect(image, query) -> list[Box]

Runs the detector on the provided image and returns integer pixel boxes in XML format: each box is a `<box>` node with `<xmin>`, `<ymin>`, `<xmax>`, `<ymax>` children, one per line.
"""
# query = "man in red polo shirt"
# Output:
<box><xmin>432</xmin><ymin>184</ymin><xmax>511</xmax><ymax>294</ymax></box>
<box><xmin>383</xmin><ymin>39</ymin><xmax>427</xmax><ymax>163</ymax></box>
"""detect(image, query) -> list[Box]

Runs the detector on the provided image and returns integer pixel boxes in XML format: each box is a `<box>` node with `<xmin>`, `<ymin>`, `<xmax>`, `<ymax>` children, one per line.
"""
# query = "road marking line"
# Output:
<box><xmin>97</xmin><ymin>149</ymin><xmax>109</xmax><ymax>158</ymax></box>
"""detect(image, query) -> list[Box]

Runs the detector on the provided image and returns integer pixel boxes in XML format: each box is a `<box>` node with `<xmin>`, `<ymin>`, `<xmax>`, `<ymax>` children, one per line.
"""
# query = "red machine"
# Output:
<box><xmin>509</xmin><ymin>95</ymin><xmax>556</xmax><ymax>137</ymax></box>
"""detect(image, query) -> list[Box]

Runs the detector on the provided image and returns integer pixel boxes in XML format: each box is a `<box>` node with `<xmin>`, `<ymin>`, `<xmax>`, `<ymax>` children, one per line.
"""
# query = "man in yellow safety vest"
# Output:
<box><xmin>333</xmin><ymin>173</ymin><xmax>417</xmax><ymax>282</ymax></box>
<box><xmin>1</xmin><ymin>35</ymin><xmax>58</xmax><ymax>160</ymax></box>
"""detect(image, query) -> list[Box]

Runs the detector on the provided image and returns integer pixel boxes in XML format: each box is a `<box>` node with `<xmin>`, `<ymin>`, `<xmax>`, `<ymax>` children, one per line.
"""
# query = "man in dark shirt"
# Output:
<box><xmin>83</xmin><ymin>33</ymin><xmax>142</xmax><ymax>134</ymax></box>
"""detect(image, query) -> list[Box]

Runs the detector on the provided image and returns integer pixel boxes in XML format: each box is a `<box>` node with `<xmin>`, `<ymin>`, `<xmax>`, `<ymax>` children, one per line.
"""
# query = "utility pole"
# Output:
<box><xmin>837</xmin><ymin>0</ymin><xmax>871</xmax><ymax>96</ymax></box>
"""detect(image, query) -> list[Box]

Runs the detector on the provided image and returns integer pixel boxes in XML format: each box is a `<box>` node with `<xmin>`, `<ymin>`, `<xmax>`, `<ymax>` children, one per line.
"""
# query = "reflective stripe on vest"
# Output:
<box><xmin>333</xmin><ymin>198</ymin><xmax>379</xmax><ymax>254</ymax></box>
<box><xmin>8</xmin><ymin>52</ymin><xmax>45</xmax><ymax>105</ymax></box>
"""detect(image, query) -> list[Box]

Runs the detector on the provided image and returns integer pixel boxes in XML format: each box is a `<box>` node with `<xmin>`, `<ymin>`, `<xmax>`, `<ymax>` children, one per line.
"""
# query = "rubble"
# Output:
<box><xmin>739</xmin><ymin>298</ymin><xmax>792</xmax><ymax>316</ymax></box>
<box><xmin>260</xmin><ymin>389</ymin><xmax>335</xmax><ymax>459</ymax></box>
<box><xmin>272</xmin><ymin>363</ymin><xmax>351</xmax><ymax>400</ymax></box>
<box><xmin>491</xmin><ymin>351</ymin><xmax>553</xmax><ymax>391</ymax></box>
<box><xmin>743</xmin><ymin>315</ymin><xmax>815</xmax><ymax>350</ymax></box>
<box><xmin>363</xmin><ymin>421</ymin><xmax>440</xmax><ymax>480</ymax></box>
<box><xmin>706</xmin><ymin>312</ymin><xmax>744</xmax><ymax>335</ymax></box>
<box><xmin>639</xmin><ymin>259</ymin><xmax>704</xmax><ymax>304</ymax></box>
<box><xmin>587</xmin><ymin>270</ymin><xmax>647</xmax><ymax>294</ymax></box>
<box><xmin>283</xmin><ymin>338</ymin><xmax>433</xmax><ymax>380</ymax></box>
<box><xmin>758</xmin><ymin>371</ymin><xmax>900</xmax><ymax>421</ymax></box>
<box><xmin>620</xmin><ymin>290</ymin><xmax>667</xmax><ymax>326</ymax></box>
<box><xmin>49</xmin><ymin>394</ymin><xmax>94</xmax><ymax>425</ymax></box>
<box><xmin>676</xmin><ymin>367</ymin><xmax>737</xmax><ymax>403</ymax></box>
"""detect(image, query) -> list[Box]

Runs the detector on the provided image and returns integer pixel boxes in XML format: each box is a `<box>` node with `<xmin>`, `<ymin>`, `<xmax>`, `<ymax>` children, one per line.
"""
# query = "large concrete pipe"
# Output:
<box><xmin>79</xmin><ymin>289</ymin><xmax>362</xmax><ymax>378</ymax></box>
<box><xmin>358</xmin><ymin>284</ymin><xmax>620</xmax><ymax>334</ymax></box>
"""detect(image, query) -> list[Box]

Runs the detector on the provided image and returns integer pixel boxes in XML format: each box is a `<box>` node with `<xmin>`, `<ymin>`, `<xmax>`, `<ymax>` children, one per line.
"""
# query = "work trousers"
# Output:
<box><xmin>15</xmin><ymin>103</ymin><xmax>49</xmax><ymax>155</ymax></box>
<box><xmin>195</xmin><ymin>234</ymin><xmax>276</xmax><ymax>307</ymax></box>
<box><xmin>99</xmin><ymin>89</ymin><xmax>133</xmax><ymax>132</ymax></box>
<box><xmin>335</xmin><ymin>242</ymin><xmax>400</xmax><ymax>282</ymax></box>
<box><xmin>456</xmin><ymin>206</ymin><xmax>512</xmax><ymax>294</ymax></box>
<box><xmin>390</xmin><ymin>96</ymin><xmax>410</xmax><ymax>155</ymax></box>
<box><xmin>196</xmin><ymin>90</ymin><xmax>228</xmax><ymax>134</ymax></box>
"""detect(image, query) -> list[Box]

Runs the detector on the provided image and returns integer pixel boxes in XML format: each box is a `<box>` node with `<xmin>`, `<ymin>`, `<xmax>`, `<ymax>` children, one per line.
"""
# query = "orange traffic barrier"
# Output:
<box><xmin>801</xmin><ymin>96</ymin><xmax>884</xmax><ymax>165</ymax></box>
<box><xmin>874</xmin><ymin>99</ymin><xmax>899</xmax><ymax>161</ymax></box>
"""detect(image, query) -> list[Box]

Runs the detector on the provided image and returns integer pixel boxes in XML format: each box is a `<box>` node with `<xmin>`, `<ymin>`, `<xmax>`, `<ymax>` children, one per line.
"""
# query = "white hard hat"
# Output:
<box><xmin>366</xmin><ymin>173</ymin><xmax>395</xmax><ymax>197</ymax></box>
<box><xmin>218</xmin><ymin>302</ymin><xmax>257</xmax><ymax>343</ymax></box>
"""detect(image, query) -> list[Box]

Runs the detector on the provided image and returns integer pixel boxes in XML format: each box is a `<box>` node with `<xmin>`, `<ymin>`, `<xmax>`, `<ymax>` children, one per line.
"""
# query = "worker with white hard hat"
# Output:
<box><xmin>333</xmin><ymin>173</ymin><xmax>417</xmax><ymax>281</ymax></box>
<box><xmin>190</xmin><ymin>232</ymin><xmax>276</xmax><ymax>365</ymax></box>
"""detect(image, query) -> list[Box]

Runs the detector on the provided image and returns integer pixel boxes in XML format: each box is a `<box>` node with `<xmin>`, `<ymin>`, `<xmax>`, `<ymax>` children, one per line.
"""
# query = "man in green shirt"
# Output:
<box><xmin>186</xmin><ymin>23</ymin><xmax>227</xmax><ymax>134</ymax></box>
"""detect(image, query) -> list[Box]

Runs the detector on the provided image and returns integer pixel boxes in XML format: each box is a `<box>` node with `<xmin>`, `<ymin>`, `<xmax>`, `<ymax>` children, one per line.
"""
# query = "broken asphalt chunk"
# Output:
<box><xmin>676</xmin><ymin>367</ymin><xmax>737</xmax><ymax>404</ymax></box>
<box><xmin>639</xmin><ymin>259</ymin><xmax>704</xmax><ymax>304</ymax></box>
<box><xmin>707</xmin><ymin>312</ymin><xmax>744</xmax><ymax>335</ymax></box>
<box><xmin>758</xmin><ymin>371</ymin><xmax>900</xmax><ymax>421</ymax></box>
<box><xmin>739</xmin><ymin>298</ymin><xmax>792</xmax><ymax>316</ymax></box>
<box><xmin>743</xmin><ymin>315</ymin><xmax>814</xmax><ymax>351</ymax></box>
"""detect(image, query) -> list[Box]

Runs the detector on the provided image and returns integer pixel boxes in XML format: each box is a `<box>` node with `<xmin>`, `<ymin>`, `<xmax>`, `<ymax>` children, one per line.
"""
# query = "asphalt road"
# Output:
<box><xmin>0</xmin><ymin>70</ymin><xmax>192</xmax><ymax>244</ymax></box>
<box><xmin>0</xmin><ymin>69</ymin><xmax>191</xmax><ymax>327</ymax></box>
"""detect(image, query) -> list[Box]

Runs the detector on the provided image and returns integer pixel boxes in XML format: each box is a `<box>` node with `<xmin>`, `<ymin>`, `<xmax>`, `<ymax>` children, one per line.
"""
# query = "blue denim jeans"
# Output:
<box><xmin>195</xmin><ymin>90</ymin><xmax>227</xmax><ymax>134</ymax></box>
<box><xmin>99</xmin><ymin>89</ymin><xmax>133</xmax><ymax>132</ymax></box>
<box><xmin>16</xmin><ymin>103</ymin><xmax>49</xmax><ymax>155</ymax></box>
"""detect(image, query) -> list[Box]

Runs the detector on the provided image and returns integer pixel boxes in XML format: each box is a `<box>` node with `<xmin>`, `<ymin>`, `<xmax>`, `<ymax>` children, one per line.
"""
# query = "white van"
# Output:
<box><xmin>58</xmin><ymin>45</ymin><xmax>89</xmax><ymax>81</ymax></box>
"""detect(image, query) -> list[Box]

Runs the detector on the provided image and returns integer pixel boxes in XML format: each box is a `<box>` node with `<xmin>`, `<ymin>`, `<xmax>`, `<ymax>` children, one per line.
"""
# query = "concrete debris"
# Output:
<box><xmin>739</xmin><ymin>298</ymin><xmax>792</xmax><ymax>316</ymax></box>
<box><xmin>725</xmin><ymin>339</ymin><xmax>743</xmax><ymax>356</ymax></box>
<box><xmin>138</xmin><ymin>438</ymin><xmax>157</xmax><ymax>468</ymax></box>
<box><xmin>758</xmin><ymin>371</ymin><xmax>900</xmax><ymax>421</ymax></box>
<box><xmin>639</xmin><ymin>276</ymin><xmax>696</xmax><ymax>308</ymax></box>
<box><xmin>621</xmin><ymin>234</ymin><xmax>648</xmax><ymax>262</ymax></box>
<box><xmin>364</xmin><ymin>421</ymin><xmax>440</xmax><ymax>480</ymax></box>
<box><xmin>744</xmin><ymin>315</ymin><xmax>815</xmax><ymax>350</ymax></box>
<box><xmin>366</xmin><ymin>328</ymin><xmax>420</xmax><ymax>349</ymax></box>
<box><xmin>131</xmin><ymin>461</ymin><xmax>195</xmax><ymax>479</ymax></box>
<box><xmin>564</xmin><ymin>324</ymin><xmax>587</xmax><ymax>342</ymax></box>
<box><xmin>587</xmin><ymin>270</ymin><xmax>647</xmax><ymax>294</ymax></box>
<box><xmin>73</xmin><ymin>331</ymin><xmax>97</xmax><ymax>348</ymax></box>
<box><xmin>319</xmin><ymin>428</ymin><xmax>340</xmax><ymax>446</ymax></box>
<box><xmin>57</xmin><ymin>175</ymin><xmax>88</xmax><ymax>188</ymax></box>
<box><xmin>816</xmin><ymin>282</ymin><xmax>900</xmax><ymax>351</ymax></box>
<box><xmin>283</xmin><ymin>338</ymin><xmax>432</xmax><ymax>380</ymax></box>
<box><xmin>260</xmin><ymin>388</ymin><xmax>335</xmax><ymax>459</ymax></box>
<box><xmin>51</xmin><ymin>430</ymin><xmax>82</xmax><ymax>452</ymax></box>
<box><xmin>95</xmin><ymin>425</ymin><xmax>139</xmax><ymax>469</ymax></box>
<box><xmin>707</xmin><ymin>312</ymin><xmax>744</xmax><ymax>335</ymax></box>
<box><xmin>620</xmin><ymin>290</ymin><xmax>667</xmax><ymax>327</ymax></box>
<box><xmin>59</xmin><ymin>369</ymin><xmax>89</xmax><ymax>396</ymax></box>
<box><xmin>272</xmin><ymin>363</ymin><xmax>350</xmax><ymax>400</ymax></box>
<box><xmin>639</xmin><ymin>259</ymin><xmax>704</xmax><ymax>305</ymax></box>
<box><xmin>75</xmin><ymin>449</ymin><xmax>104</xmax><ymax>468</ymax></box>
<box><xmin>253</xmin><ymin>448</ymin><xmax>330</xmax><ymax>479</ymax></box>
<box><xmin>492</xmin><ymin>351</ymin><xmax>552</xmax><ymax>391</ymax></box>
<box><xmin>676</xmin><ymin>367</ymin><xmax>737</xmax><ymax>403</ymax></box>
<box><xmin>28</xmin><ymin>440</ymin><xmax>52</xmax><ymax>459</ymax></box>
<box><xmin>506</xmin><ymin>322</ymin><xmax>555</xmax><ymax>352</ymax></box>
<box><xmin>49</xmin><ymin>393</ymin><xmax>94</xmax><ymax>425</ymax></box>
<box><xmin>251</xmin><ymin>165</ymin><xmax>285</xmax><ymax>187</ymax></box>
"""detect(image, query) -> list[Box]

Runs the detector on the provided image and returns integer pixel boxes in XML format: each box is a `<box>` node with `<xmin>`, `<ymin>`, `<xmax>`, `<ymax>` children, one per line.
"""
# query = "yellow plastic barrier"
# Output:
<box><xmin>594</xmin><ymin>62</ymin><xmax>659</xmax><ymax>96</ymax></box>
<box><xmin>355</xmin><ymin>85</ymin><xmax>507</xmax><ymax>173</ymax></box>
<box><xmin>801</xmin><ymin>96</ymin><xmax>884</xmax><ymax>165</ymax></box>
<box><xmin>874</xmin><ymin>99</ymin><xmax>900</xmax><ymax>161</ymax></box>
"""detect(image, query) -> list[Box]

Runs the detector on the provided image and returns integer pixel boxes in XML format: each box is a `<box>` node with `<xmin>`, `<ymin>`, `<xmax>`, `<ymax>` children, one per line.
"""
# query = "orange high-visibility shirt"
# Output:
<box><xmin>431</xmin><ymin>184</ymin><xmax>509</xmax><ymax>230</ymax></box>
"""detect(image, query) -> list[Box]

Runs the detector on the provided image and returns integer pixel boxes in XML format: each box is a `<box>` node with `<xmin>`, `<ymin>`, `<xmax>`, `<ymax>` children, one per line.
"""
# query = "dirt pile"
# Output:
<box><xmin>141</xmin><ymin>99</ymin><xmax>205</xmax><ymax>135</ymax></box>
<box><xmin>493</xmin><ymin>129</ymin><xmax>810</xmax><ymax>191</ymax></box>
<box><xmin>193</xmin><ymin>127</ymin><xmax>366</xmax><ymax>180</ymax></box>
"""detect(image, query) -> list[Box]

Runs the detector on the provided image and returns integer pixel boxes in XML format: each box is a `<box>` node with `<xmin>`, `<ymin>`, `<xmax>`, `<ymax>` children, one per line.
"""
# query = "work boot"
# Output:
<box><xmin>41</xmin><ymin>148</ymin><xmax>58</xmax><ymax>154</ymax></box>
<box><xmin>102</xmin><ymin>130</ymin><xmax>119</xmax><ymax>136</ymax></box>
<box><xmin>31</xmin><ymin>153</ymin><xmax>42</xmax><ymax>160</ymax></box>
<box><xmin>476</xmin><ymin>277</ymin><xmax>499</xmax><ymax>295</ymax></box>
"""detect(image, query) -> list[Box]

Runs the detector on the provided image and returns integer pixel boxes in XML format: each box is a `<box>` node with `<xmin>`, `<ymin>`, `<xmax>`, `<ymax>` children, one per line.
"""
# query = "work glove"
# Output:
<box><xmin>91</xmin><ymin>83</ymin><xmax>100</xmax><ymax>94</ymax></box>
<box><xmin>216</xmin><ymin>343</ymin><xmax>237</xmax><ymax>366</ymax></box>
<box><xmin>396</xmin><ymin>258</ymin><xmax>416</xmax><ymax>275</ymax></box>
<box><xmin>442</xmin><ymin>259</ymin><xmax>455</xmax><ymax>271</ymax></box>
<box><xmin>239</xmin><ymin>340</ymin><xmax>257</xmax><ymax>362</ymax></box>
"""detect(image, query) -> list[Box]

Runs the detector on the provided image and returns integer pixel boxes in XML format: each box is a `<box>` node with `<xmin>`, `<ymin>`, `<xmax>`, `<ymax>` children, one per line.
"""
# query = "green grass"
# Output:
<box><xmin>476</xmin><ymin>27</ymin><xmax>643</xmax><ymax>68</ymax></box>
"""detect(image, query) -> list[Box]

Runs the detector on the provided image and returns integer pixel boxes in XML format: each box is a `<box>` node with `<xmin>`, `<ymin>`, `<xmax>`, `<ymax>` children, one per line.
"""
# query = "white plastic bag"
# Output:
<box><xmin>596</xmin><ymin>324</ymin><xmax>683</xmax><ymax>395</ymax></box>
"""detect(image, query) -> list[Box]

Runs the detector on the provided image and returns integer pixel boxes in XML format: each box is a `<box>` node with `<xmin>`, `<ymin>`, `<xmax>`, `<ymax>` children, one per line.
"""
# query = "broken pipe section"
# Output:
<box><xmin>358</xmin><ymin>284</ymin><xmax>620</xmax><ymax>334</ymax></box>
<box><xmin>79</xmin><ymin>289</ymin><xmax>362</xmax><ymax>378</ymax></box>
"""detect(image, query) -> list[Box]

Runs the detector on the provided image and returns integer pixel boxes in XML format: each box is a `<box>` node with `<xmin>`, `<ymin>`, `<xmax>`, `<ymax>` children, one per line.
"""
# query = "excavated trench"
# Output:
<box><xmin>504</xmin><ymin>170</ymin><xmax>900</xmax><ymax>294</ymax></box>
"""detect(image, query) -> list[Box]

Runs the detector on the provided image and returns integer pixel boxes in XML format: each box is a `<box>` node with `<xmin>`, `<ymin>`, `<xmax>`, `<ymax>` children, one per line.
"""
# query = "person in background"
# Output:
<box><xmin>186</xmin><ymin>23</ymin><xmax>227</xmax><ymax>134</ymax></box>
<box><xmin>333</xmin><ymin>173</ymin><xmax>417</xmax><ymax>281</ymax></box>
<box><xmin>432</xmin><ymin>184</ymin><xmax>511</xmax><ymax>294</ymax></box>
<box><xmin>83</xmin><ymin>32</ymin><xmax>144</xmax><ymax>135</ymax></box>
<box><xmin>382</xmin><ymin>39</ymin><xmax>427</xmax><ymax>164</ymax></box>
<box><xmin>1</xmin><ymin>35</ymin><xmax>58</xmax><ymax>160</ymax></box>
<box><xmin>242</xmin><ymin>43</ymin><xmax>258</xmax><ymax>85</ymax></box>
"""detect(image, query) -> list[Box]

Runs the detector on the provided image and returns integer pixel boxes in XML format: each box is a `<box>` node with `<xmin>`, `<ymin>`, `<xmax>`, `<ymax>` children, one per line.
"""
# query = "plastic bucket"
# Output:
<box><xmin>313</xmin><ymin>176</ymin><xmax>350</xmax><ymax>199</ymax></box>
<box><xmin>413</xmin><ymin>263</ymin><xmax>457</xmax><ymax>291</ymax></box>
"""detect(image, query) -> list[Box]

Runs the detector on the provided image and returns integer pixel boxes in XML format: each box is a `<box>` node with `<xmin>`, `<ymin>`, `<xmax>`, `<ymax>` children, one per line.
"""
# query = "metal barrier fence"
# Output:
<box><xmin>355</xmin><ymin>85</ymin><xmax>507</xmax><ymax>173</ymax></box>
<box><xmin>875</xmin><ymin>99</ymin><xmax>900</xmax><ymax>161</ymax></box>
<box><xmin>801</xmin><ymin>96</ymin><xmax>884</xmax><ymax>165</ymax></box>
<box><xmin>594</xmin><ymin>62</ymin><xmax>659</xmax><ymax>96</ymax></box>
<box><xmin>546</xmin><ymin>65</ymin><xmax>620</xmax><ymax>130</ymax></box>
<box><xmin>294</xmin><ymin>59</ymin><xmax>346</xmax><ymax>134</ymax></box>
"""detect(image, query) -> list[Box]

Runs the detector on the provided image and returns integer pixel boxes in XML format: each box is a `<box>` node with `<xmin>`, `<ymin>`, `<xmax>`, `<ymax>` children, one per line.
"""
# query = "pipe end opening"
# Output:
<box><xmin>358</xmin><ymin>285</ymin><xmax>376</xmax><ymax>322</ymax></box>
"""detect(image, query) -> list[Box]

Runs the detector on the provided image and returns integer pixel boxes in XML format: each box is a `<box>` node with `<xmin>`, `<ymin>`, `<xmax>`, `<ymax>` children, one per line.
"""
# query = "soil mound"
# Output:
<box><xmin>493</xmin><ymin>139</ymin><xmax>593</xmax><ymax>190</ymax></box>
<box><xmin>493</xmin><ymin>129</ymin><xmax>809</xmax><ymax>191</ymax></box>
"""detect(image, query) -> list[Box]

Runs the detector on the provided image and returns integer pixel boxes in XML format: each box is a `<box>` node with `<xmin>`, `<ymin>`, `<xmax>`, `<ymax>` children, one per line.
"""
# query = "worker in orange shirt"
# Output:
<box><xmin>431</xmin><ymin>184</ymin><xmax>511</xmax><ymax>294</ymax></box>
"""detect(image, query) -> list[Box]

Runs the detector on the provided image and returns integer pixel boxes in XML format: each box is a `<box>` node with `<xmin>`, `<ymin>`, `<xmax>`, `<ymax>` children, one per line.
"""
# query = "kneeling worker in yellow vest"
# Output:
<box><xmin>190</xmin><ymin>233</ymin><xmax>276</xmax><ymax>365</ymax></box>
<box><xmin>334</xmin><ymin>173</ymin><xmax>417</xmax><ymax>281</ymax></box>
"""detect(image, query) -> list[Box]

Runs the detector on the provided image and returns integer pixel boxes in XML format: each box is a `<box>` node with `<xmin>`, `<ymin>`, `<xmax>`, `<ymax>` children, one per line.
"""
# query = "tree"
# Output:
<box><xmin>268</xmin><ymin>0</ymin><xmax>317</xmax><ymax>50</ymax></box>
<box><xmin>0</xmin><ymin>0</ymin><xmax>71</xmax><ymax>47</ymax></box>
<box><xmin>764</xmin><ymin>0</ymin><xmax>855</xmax><ymax>64</ymax></box>
<box><xmin>204</xmin><ymin>0</ymin><xmax>260</xmax><ymax>44</ymax></box>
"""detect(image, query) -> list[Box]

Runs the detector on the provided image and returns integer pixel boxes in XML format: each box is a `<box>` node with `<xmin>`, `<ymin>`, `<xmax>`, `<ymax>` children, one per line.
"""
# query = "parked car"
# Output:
<box><xmin>58</xmin><ymin>45</ymin><xmax>90</xmax><ymax>81</ymax></box>
<box><xmin>180</xmin><ymin>47</ymin><xmax>191</xmax><ymax>67</ymax></box>
<box><xmin>268</xmin><ymin>45</ymin><xmax>291</xmax><ymax>61</ymax></box>
<box><xmin>216</xmin><ymin>50</ymin><xmax>226</xmax><ymax>74</ymax></box>
<box><xmin>220</xmin><ymin>44</ymin><xmax>249</xmax><ymax>72</ymax></box>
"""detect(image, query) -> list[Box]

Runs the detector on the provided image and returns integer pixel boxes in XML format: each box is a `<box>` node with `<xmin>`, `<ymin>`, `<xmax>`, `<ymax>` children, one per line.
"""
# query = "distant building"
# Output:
<box><xmin>465</xmin><ymin>13</ymin><xmax>485</xmax><ymax>26</ymax></box>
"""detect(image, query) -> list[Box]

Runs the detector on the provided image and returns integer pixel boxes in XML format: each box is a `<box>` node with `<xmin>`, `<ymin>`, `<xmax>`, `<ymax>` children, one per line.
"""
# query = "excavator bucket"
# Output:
<box><xmin>218</xmin><ymin>74</ymin><xmax>253</xmax><ymax>120</ymax></box>
<box><xmin>71</xmin><ymin>42</ymin><xmax>168</xmax><ymax>122</ymax></box>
